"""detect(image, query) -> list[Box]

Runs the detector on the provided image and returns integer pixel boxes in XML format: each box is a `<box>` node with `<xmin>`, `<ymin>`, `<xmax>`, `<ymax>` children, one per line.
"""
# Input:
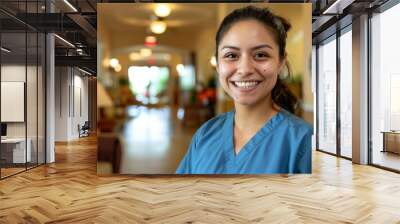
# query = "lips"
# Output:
<box><xmin>231</xmin><ymin>80</ymin><xmax>262</xmax><ymax>90</ymax></box>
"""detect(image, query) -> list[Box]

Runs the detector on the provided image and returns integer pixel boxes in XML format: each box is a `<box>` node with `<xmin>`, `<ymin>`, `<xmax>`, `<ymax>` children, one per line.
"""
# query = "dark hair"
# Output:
<box><xmin>215</xmin><ymin>6</ymin><xmax>298</xmax><ymax>114</ymax></box>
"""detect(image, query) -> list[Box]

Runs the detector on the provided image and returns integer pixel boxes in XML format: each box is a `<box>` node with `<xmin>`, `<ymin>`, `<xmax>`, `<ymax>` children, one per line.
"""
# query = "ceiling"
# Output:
<box><xmin>99</xmin><ymin>3</ymin><xmax>217</xmax><ymax>32</ymax></box>
<box><xmin>0</xmin><ymin>0</ymin><xmax>394</xmax><ymax>75</ymax></box>
<box><xmin>1</xmin><ymin>0</ymin><xmax>98</xmax><ymax>73</ymax></box>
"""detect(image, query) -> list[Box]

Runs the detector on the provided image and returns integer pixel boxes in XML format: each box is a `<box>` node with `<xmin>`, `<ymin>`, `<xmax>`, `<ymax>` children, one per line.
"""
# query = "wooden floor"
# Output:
<box><xmin>1</xmin><ymin>167</ymin><xmax>26</xmax><ymax>178</ymax></box>
<box><xmin>115</xmin><ymin>106</ymin><xmax>198</xmax><ymax>174</ymax></box>
<box><xmin>1</xmin><ymin>164</ymin><xmax>45</xmax><ymax>178</ymax></box>
<box><xmin>372</xmin><ymin>150</ymin><xmax>400</xmax><ymax>171</ymax></box>
<box><xmin>1</xmin><ymin>136</ymin><xmax>400</xmax><ymax>223</ymax></box>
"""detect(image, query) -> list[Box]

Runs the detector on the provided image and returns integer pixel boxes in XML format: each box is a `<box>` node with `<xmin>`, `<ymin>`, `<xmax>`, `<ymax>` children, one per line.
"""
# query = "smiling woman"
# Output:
<box><xmin>176</xmin><ymin>6</ymin><xmax>312</xmax><ymax>174</ymax></box>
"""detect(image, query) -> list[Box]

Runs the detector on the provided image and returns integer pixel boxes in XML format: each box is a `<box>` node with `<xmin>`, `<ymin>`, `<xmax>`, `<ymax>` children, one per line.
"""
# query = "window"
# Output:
<box><xmin>317</xmin><ymin>35</ymin><xmax>337</xmax><ymax>154</ymax></box>
<box><xmin>371</xmin><ymin>2</ymin><xmax>400</xmax><ymax>171</ymax></box>
<box><xmin>339</xmin><ymin>27</ymin><xmax>352</xmax><ymax>158</ymax></box>
<box><xmin>0</xmin><ymin>2</ymin><xmax>46</xmax><ymax>179</ymax></box>
<box><xmin>128</xmin><ymin>66</ymin><xmax>169</xmax><ymax>104</ymax></box>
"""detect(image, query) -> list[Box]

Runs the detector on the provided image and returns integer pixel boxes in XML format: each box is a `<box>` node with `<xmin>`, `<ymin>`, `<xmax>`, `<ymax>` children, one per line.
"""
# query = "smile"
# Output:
<box><xmin>231</xmin><ymin>80</ymin><xmax>262</xmax><ymax>89</ymax></box>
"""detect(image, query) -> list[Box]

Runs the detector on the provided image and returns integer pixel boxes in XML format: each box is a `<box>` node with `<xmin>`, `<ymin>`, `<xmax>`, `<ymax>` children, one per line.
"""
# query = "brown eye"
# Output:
<box><xmin>224</xmin><ymin>52</ymin><xmax>238</xmax><ymax>60</ymax></box>
<box><xmin>254</xmin><ymin>52</ymin><xmax>269</xmax><ymax>60</ymax></box>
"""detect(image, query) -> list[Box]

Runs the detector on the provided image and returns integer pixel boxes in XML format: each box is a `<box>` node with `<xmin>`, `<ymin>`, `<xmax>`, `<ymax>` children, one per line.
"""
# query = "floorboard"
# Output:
<box><xmin>1</xmin><ymin>136</ymin><xmax>400</xmax><ymax>223</ymax></box>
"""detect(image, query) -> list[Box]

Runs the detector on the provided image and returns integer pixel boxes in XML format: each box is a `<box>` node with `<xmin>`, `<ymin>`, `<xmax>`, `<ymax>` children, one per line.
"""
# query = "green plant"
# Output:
<box><xmin>119</xmin><ymin>77</ymin><xmax>129</xmax><ymax>86</ymax></box>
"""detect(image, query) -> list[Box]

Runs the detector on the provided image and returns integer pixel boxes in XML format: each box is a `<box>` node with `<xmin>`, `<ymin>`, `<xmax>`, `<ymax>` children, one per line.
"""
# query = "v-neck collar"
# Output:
<box><xmin>221</xmin><ymin>109</ymin><xmax>287</xmax><ymax>164</ymax></box>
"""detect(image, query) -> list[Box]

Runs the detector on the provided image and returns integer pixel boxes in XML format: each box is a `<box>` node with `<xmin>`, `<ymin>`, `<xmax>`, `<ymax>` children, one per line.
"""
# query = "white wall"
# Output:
<box><xmin>1</xmin><ymin>65</ymin><xmax>26</xmax><ymax>81</ymax></box>
<box><xmin>54</xmin><ymin>67</ymin><xmax>89</xmax><ymax>141</ymax></box>
<box><xmin>1</xmin><ymin>64</ymin><xmax>46</xmax><ymax>164</ymax></box>
<box><xmin>1</xmin><ymin>65</ymin><xmax>30</xmax><ymax>137</ymax></box>
<box><xmin>54</xmin><ymin>66</ymin><xmax>69</xmax><ymax>141</ymax></box>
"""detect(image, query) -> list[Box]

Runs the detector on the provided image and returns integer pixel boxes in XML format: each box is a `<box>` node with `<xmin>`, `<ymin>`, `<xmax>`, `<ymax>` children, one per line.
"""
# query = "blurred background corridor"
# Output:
<box><xmin>96</xmin><ymin>3</ymin><xmax>312</xmax><ymax>174</ymax></box>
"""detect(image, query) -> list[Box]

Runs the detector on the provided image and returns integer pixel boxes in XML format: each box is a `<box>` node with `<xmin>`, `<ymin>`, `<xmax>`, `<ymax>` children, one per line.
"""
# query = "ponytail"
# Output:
<box><xmin>271</xmin><ymin>62</ymin><xmax>298</xmax><ymax>114</ymax></box>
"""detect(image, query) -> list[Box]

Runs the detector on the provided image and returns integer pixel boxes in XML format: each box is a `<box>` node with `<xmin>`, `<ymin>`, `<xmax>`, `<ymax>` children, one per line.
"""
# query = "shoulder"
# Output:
<box><xmin>280</xmin><ymin>110</ymin><xmax>313</xmax><ymax>137</ymax></box>
<box><xmin>195</xmin><ymin>111</ymin><xmax>232</xmax><ymax>138</ymax></box>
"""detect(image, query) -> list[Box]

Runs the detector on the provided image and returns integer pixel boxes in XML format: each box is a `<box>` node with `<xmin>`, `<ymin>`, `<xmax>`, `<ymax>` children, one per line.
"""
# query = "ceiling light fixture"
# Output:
<box><xmin>140</xmin><ymin>48</ymin><xmax>152</xmax><ymax>57</ymax></box>
<box><xmin>109</xmin><ymin>58</ymin><xmax>119</xmax><ymax>68</ymax></box>
<box><xmin>54</xmin><ymin>34</ymin><xmax>75</xmax><ymax>48</ymax></box>
<box><xmin>210</xmin><ymin>56</ymin><xmax>217</xmax><ymax>67</ymax></box>
<box><xmin>1</xmin><ymin>47</ymin><xmax>11</xmax><ymax>53</ymax></box>
<box><xmin>322</xmin><ymin>0</ymin><xmax>354</xmax><ymax>15</ymax></box>
<box><xmin>145</xmin><ymin>36</ymin><xmax>157</xmax><ymax>47</ymax></box>
<box><xmin>78</xmin><ymin>67</ymin><xmax>92</xmax><ymax>76</ymax></box>
<box><xmin>114</xmin><ymin>64</ymin><xmax>122</xmax><ymax>73</ymax></box>
<box><xmin>150</xmin><ymin>20</ymin><xmax>167</xmax><ymax>34</ymax></box>
<box><xmin>63</xmin><ymin>0</ymin><xmax>78</xmax><ymax>12</ymax></box>
<box><xmin>154</xmin><ymin>4</ymin><xmax>171</xmax><ymax>18</ymax></box>
<box><xmin>75</xmin><ymin>42</ymin><xmax>85</xmax><ymax>48</ymax></box>
<box><xmin>129</xmin><ymin>52</ymin><xmax>141</xmax><ymax>61</ymax></box>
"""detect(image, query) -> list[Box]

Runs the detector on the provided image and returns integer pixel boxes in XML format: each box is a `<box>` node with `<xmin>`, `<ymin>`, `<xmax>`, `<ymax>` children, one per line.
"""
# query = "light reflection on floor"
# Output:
<box><xmin>118</xmin><ymin>106</ymin><xmax>198</xmax><ymax>174</ymax></box>
<box><xmin>372</xmin><ymin>150</ymin><xmax>400</xmax><ymax>171</ymax></box>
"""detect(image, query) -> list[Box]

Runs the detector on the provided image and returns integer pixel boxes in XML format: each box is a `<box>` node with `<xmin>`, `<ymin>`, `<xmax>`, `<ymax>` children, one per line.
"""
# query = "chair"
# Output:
<box><xmin>97</xmin><ymin>133</ymin><xmax>121</xmax><ymax>174</ymax></box>
<box><xmin>78</xmin><ymin>121</ymin><xmax>90</xmax><ymax>138</ymax></box>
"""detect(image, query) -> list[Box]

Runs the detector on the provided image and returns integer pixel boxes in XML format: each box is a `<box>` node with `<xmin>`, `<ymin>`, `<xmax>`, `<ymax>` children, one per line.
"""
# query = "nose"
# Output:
<box><xmin>237</xmin><ymin>55</ymin><xmax>255</xmax><ymax>76</ymax></box>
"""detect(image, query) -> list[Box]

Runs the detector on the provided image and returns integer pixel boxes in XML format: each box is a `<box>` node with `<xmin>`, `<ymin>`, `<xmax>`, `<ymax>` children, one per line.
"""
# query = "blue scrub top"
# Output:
<box><xmin>176</xmin><ymin>109</ymin><xmax>312</xmax><ymax>174</ymax></box>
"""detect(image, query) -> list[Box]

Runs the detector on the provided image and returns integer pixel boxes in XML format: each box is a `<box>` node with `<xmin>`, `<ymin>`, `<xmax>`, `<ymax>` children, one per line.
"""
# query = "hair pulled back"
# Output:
<box><xmin>216</xmin><ymin>6</ymin><xmax>298</xmax><ymax>114</ymax></box>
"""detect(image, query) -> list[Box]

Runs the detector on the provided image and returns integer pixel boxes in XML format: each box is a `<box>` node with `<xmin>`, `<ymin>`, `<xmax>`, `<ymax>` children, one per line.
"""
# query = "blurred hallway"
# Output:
<box><xmin>118</xmin><ymin>106</ymin><xmax>198</xmax><ymax>174</ymax></box>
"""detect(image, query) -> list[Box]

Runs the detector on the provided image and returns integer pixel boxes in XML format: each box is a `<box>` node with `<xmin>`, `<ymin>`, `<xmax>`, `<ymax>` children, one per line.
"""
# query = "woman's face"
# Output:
<box><xmin>217</xmin><ymin>19</ymin><xmax>285</xmax><ymax>107</ymax></box>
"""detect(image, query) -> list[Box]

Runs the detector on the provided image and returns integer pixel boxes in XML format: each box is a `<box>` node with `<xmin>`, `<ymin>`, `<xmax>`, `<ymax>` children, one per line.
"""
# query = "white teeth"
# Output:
<box><xmin>234</xmin><ymin>81</ymin><xmax>259</xmax><ymax>88</ymax></box>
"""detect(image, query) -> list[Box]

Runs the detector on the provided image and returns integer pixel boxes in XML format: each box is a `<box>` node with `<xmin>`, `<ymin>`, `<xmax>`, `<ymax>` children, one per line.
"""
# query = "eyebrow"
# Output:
<box><xmin>220</xmin><ymin>44</ymin><xmax>273</xmax><ymax>51</ymax></box>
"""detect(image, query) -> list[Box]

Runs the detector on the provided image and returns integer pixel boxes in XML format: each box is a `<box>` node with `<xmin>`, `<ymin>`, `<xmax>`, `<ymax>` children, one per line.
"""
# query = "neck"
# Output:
<box><xmin>234</xmin><ymin>95</ymin><xmax>279</xmax><ymax>133</ymax></box>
